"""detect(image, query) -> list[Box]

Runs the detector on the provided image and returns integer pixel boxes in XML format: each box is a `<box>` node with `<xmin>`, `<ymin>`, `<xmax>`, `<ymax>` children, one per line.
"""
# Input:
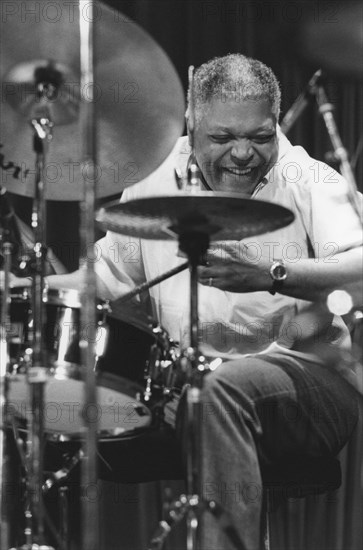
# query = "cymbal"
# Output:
<box><xmin>0</xmin><ymin>1</ymin><xmax>185</xmax><ymax>201</ymax></box>
<box><xmin>297</xmin><ymin>2</ymin><xmax>363</xmax><ymax>78</ymax></box>
<box><xmin>96</xmin><ymin>192</ymin><xmax>295</xmax><ymax>241</ymax></box>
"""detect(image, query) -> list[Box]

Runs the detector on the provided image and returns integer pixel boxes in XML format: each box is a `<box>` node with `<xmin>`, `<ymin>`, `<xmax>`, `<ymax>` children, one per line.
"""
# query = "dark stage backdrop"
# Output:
<box><xmin>6</xmin><ymin>1</ymin><xmax>363</xmax><ymax>549</ymax></box>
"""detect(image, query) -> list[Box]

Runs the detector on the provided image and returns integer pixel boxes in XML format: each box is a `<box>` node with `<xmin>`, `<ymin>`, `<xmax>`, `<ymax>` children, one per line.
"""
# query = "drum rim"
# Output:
<box><xmin>7</xmin><ymin>370</ymin><xmax>152</xmax><ymax>440</ymax></box>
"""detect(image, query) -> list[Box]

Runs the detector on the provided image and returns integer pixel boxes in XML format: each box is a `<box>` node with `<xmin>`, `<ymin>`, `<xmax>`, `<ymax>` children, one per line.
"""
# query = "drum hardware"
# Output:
<box><xmin>17</xmin><ymin>95</ymin><xmax>57</xmax><ymax>549</ymax></box>
<box><xmin>43</xmin><ymin>449</ymin><xmax>84</xmax><ymax>495</ymax></box>
<box><xmin>5</xmin><ymin>416</ymin><xmax>70</xmax><ymax>550</ymax></box>
<box><xmin>0</xmin><ymin>233</ymin><xmax>14</xmax><ymax>548</ymax></box>
<box><xmin>147</xmin><ymin>225</ymin><xmax>248</xmax><ymax>550</ymax></box>
<box><xmin>58</xmin><ymin>487</ymin><xmax>70</xmax><ymax>550</ymax></box>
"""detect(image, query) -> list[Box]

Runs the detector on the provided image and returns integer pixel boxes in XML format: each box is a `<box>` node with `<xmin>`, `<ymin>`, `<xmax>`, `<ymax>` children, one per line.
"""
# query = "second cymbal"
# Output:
<box><xmin>0</xmin><ymin>1</ymin><xmax>185</xmax><ymax>201</ymax></box>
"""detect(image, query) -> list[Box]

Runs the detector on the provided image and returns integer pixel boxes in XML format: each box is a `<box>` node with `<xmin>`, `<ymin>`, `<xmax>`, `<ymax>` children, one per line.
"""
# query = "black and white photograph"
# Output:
<box><xmin>0</xmin><ymin>1</ymin><xmax>362</xmax><ymax>549</ymax></box>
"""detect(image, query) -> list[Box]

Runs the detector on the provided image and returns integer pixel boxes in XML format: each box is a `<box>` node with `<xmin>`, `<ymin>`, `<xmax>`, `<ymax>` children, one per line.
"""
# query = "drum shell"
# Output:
<box><xmin>96</xmin><ymin>315</ymin><xmax>158</xmax><ymax>386</ymax></box>
<box><xmin>6</xmin><ymin>295</ymin><xmax>174</xmax><ymax>439</ymax></box>
<box><xmin>2</xmin><ymin>287</ymin><xmax>32</xmax><ymax>364</ymax></box>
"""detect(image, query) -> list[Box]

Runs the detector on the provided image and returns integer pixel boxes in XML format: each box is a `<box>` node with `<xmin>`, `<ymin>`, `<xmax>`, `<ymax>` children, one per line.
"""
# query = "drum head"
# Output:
<box><xmin>6</xmin><ymin>372</ymin><xmax>152</xmax><ymax>439</ymax></box>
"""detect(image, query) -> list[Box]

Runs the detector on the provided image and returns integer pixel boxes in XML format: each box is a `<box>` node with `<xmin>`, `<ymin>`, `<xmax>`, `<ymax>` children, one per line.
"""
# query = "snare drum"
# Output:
<box><xmin>43</xmin><ymin>288</ymin><xmax>108</xmax><ymax>368</ymax></box>
<box><xmin>7</xmin><ymin>369</ymin><xmax>152</xmax><ymax>440</ymax></box>
<box><xmin>3</xmin><ymin>287</ymin><xmax>107</xmax><ymax>368</ymax></box>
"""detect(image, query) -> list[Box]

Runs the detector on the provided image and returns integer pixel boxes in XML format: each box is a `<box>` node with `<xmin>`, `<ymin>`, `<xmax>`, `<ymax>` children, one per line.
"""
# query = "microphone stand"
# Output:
<box><xmin>280</xmin><ymin>70</ymin><xmax>362</xmax><ymax>225</ymax></box>
<box><xmin>280</xmin><ymin>69</ymin><xmax>322</xmax><ymax>135</ymax></box>
<box><xmin>314</xmin><ymin>83</ymin><xmax>363</xmax><ymax>224</ymax></box>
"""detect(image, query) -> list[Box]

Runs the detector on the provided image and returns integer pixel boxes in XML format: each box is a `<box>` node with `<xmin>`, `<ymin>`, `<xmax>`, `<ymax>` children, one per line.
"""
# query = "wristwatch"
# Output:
<box><xmin>269</xmin><ymin>260</ymin><xmax>287</xmax><ymax>295</ymax></box>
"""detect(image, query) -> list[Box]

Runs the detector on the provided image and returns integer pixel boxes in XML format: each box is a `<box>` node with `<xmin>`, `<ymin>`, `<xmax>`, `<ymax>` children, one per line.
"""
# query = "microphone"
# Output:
<box><xmin>280</xmin><ymin>69</ymin><xmax>323</xmax><ymax>134</ymax></box>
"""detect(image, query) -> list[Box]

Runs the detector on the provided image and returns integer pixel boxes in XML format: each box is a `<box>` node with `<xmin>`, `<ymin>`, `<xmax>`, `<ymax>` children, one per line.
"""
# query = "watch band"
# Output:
<box><xmin>269</xmin><ymin>278</ymin><xmax>284</xmax><ymax>296</ymax></box>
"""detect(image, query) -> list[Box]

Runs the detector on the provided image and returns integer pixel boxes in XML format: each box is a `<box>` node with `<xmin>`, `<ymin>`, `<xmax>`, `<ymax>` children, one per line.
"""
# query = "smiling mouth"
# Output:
<box><xmin>223</xmin><ymin>167</ymin><xmax>254</xmax><ymax>176</ymax></box>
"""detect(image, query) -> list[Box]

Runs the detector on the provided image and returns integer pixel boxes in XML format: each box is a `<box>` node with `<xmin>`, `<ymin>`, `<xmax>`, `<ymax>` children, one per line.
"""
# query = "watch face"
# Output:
<box><xmin>271</xmin><ymin>262</ymin><xmax>287</xmax><ymax>281</ymax></box>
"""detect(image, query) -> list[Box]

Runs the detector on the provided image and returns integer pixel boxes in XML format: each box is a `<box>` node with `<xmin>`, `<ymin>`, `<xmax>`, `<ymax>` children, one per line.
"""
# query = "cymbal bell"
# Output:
<box><xmin>4</xmin><ymin>60</ymin><xmax>79</xmax><ymax>125</ymax></box>
<box><xmin>95</xmin><ymin>192</ymin><xmax>295</xmax><ymax>241</ymax></box>
<box><xmin>0</xmin><ymin>1</ymin><xmax>185</xmax><ymax>201</ymax></box>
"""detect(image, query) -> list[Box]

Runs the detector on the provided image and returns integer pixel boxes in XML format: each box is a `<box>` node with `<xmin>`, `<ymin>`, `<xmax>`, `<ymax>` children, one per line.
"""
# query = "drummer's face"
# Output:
<box><xmin>193</xmin><ymin>97</ymin><xmax>278</xmax><ymax>195</ymax></box>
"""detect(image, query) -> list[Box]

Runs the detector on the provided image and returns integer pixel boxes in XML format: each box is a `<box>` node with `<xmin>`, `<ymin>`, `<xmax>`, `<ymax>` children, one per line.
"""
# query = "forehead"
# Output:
<box><xmin>198</xmin><ymin>97</ymin><xmax>276</xmax><ymax>134</ymax></box>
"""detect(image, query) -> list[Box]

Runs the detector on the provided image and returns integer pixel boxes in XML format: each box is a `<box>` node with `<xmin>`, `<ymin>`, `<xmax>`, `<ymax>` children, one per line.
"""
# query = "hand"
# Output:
<box><xmin>198</xmin><ymin>242</ymin><xmax>271</xmax><ymax>293</ymax></box>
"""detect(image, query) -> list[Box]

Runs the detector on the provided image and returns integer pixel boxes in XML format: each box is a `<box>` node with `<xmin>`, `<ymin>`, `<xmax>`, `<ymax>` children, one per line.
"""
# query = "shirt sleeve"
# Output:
<box><xmin>93</xmin><ymin>137</ymin><xmax>188</xmax><ymax>300</ymax></box>
<box><xmin>309</xmin><ymin>167</ymin><xmax>362</xmax><ymax>257</ymax></box>
<box><xmin>94</xmin><ymin>231</ymin><xmax>146</xmax><ymax>301</ymax></box>
<box><xmin>285</xmin><ymin>147</ymin><xmax>362</xmax><ymax>258</ymax></box>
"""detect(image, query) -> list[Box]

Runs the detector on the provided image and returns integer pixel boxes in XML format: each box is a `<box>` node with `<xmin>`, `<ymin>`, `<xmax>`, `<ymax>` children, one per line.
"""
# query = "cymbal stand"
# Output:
<box><xmin>24</xmin><ymin>109</ymin><xmax>55</xmax><ymax>549</ymax></box>
<box><xmin>147</xmin><ymin>219</ymin><xmax>245</xmax><ymax>550</ymax></box>
<box><xmin>148</xmin><ymin>226</ymin><xmax>245</xmax><ymax>550</ymax></box>
<box><xmin>0</xmin><ymin>231</ymin><xmax>14</xmax><ymax>548</ymax></box>
<box><xmin>78</xmin><ymin>2</ymin><xmax>100</xmax><ymax>549</ymax></box>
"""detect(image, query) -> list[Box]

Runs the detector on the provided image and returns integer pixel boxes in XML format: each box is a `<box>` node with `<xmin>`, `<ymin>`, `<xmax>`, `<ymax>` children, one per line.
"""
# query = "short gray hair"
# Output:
<box><xmin>187</xmin><ymin>53</ymin><xmax>281</xmax><ymax>124</ymax></box>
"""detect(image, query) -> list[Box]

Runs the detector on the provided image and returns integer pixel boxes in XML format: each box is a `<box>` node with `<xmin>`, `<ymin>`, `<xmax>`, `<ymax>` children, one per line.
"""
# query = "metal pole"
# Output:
<box><xmin>0</xmin><ymin>240</ymin><xmax>13</xmax><ymax>549</ymax></box>
<box><xmin>79</xmin><ymin>2</ymin><xmax>99</xmax><ymax>548</ymax></box>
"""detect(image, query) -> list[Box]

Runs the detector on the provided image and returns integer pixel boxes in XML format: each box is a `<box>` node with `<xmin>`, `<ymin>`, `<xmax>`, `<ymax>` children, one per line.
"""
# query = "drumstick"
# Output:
<box><xmin>116</xmin><ymin>261</ymin><xmax>189</xmax><ymax>304</ymax></box>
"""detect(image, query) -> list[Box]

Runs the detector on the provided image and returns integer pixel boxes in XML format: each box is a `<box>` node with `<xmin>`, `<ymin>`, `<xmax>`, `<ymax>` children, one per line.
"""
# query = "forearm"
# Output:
<box><xmin>8</xmin><ymin>270</ymin><xmax>83</xmax><ymax>290</ymax></box>
<box><xmin>279</xmin><ymin>247</ymin><xmax>363</xmax><ymax>302</ymax></box>
<box><xmin>45</xmin><ymin>270</ymin><xmax>83</xmax><ymax>289</ymax></box>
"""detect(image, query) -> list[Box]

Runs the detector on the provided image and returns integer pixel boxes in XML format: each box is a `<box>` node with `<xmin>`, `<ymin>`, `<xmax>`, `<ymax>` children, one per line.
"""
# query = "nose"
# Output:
<box><xmin>231</xmin><ymin>139</ymin><xmax>253</xmax><ymax>162</ymax></box>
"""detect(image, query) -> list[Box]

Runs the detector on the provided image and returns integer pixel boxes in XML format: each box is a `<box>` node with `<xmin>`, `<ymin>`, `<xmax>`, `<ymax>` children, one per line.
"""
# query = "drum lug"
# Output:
<box><xmin>144</xmin><ymin>376</ymin><xmax>153</xmax><ymax>402</ymax></box>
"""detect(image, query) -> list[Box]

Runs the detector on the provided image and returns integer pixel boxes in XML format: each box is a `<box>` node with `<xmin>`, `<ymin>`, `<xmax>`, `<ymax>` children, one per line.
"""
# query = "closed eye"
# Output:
<box><xmin>209</xmin><ymin>135</ymin><xmax>231</xmax><ymax>143</ymax></box>
<box><xmin>252</xmin><ymin>134</ymin><xmax>275</xmax><ymax>144</ymax></box>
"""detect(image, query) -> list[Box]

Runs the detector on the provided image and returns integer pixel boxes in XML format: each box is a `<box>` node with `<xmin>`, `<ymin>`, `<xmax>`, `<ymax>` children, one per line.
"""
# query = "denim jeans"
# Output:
<box><xmin>176</xmin><ymin>351</ymin><xmax>358</xmax><ymax>550</ymax></box>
